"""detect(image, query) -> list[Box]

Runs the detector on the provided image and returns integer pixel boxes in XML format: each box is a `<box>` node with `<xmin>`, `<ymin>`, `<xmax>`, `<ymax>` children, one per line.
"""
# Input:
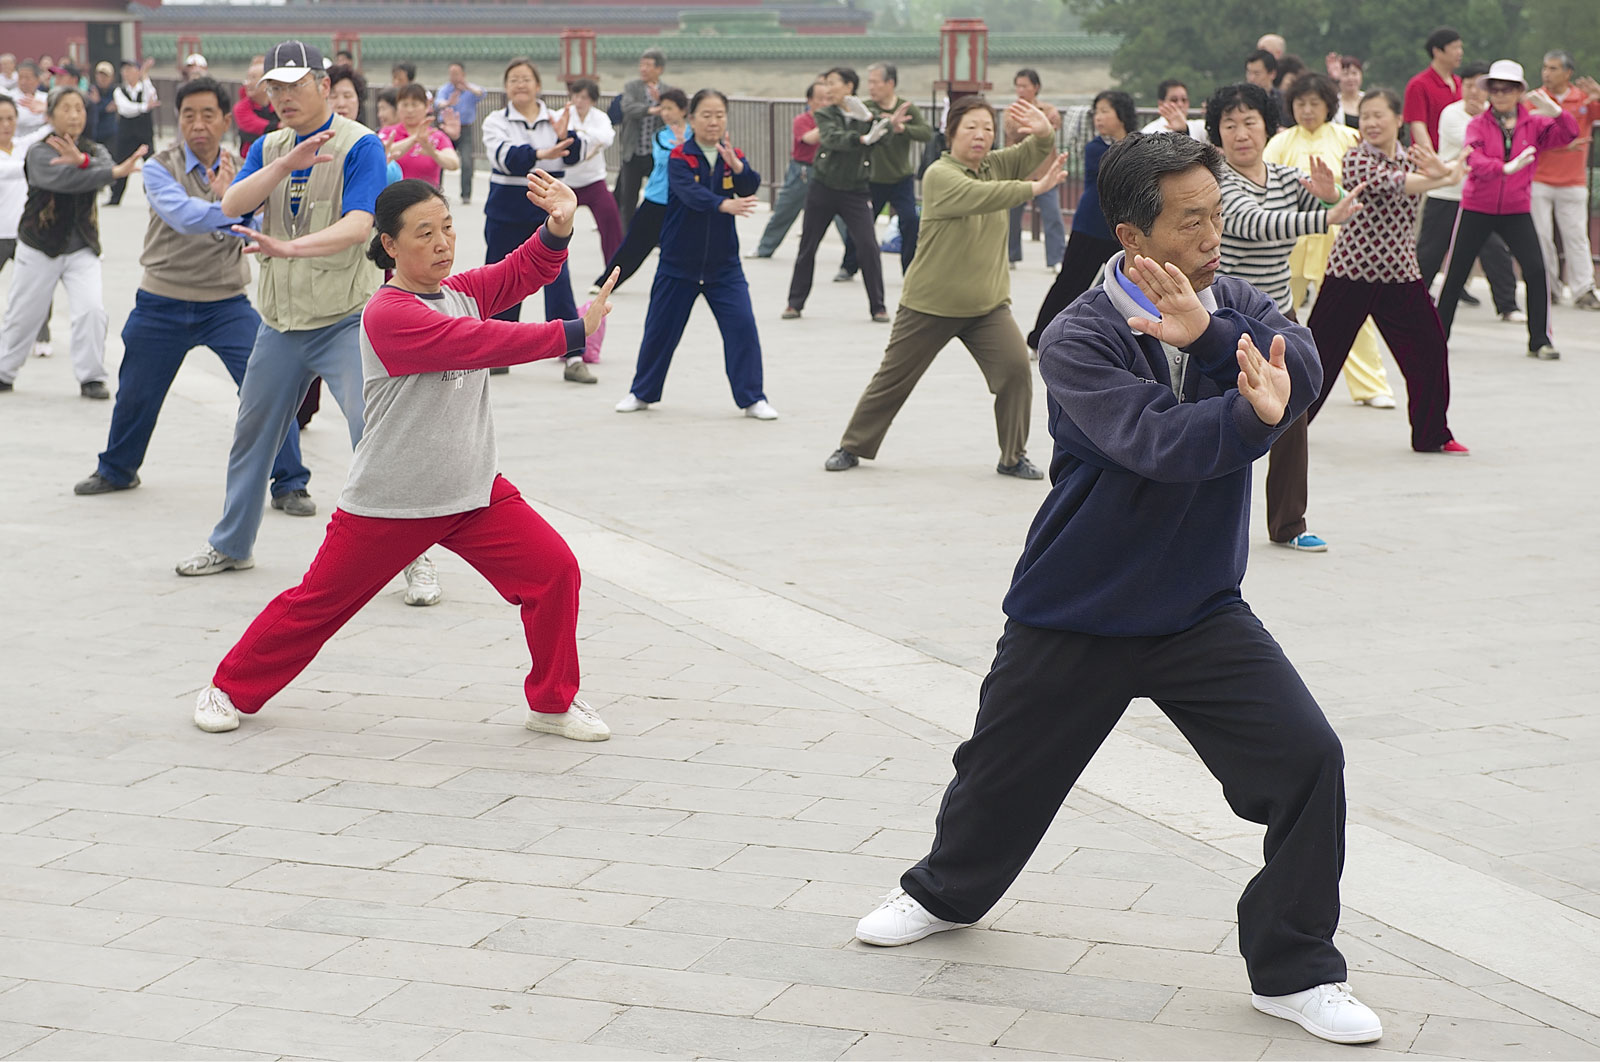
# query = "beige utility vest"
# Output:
<box><xmin>139</xmin><ymin>141</ymin><xmax>253</xmax><ymax>303</ymax></box>
<box><xmin>255</xmin><ymin>114</ymin><xmax>379</xmax><ymax>332</ymax></box>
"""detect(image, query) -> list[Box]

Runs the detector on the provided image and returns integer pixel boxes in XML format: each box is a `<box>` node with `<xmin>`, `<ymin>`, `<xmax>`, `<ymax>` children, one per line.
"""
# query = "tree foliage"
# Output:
<box><xmin>1068</xmin><ymin>0</ymin><xmax>1598</xmax><ymax>102</ymax></box>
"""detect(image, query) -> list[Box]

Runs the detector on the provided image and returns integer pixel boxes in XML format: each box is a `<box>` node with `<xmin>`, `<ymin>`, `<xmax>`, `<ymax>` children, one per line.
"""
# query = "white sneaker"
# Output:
<box><xmin>31</xmin><ymin>340</ymin><xmax>52</xmax><ymax>358</ymax></box>
<box><xmin>525</xmin><ymin>697</ymin><xmax>611</xmax><ymax>741</ymax></box>
<box><xmin>1252</xmin><ymin>982</ymin><xmax>1382</xmax><ymax>1044</ymax></box>
<box><xmin>194</xmin><ymin>686</ymin><xmax>240</xmax><ymax>733</ymax></box>
<box><xmin>743</xmin><ymin>399</ymin><xmax>779</xmax><ymax>420</ymax></box>
<box><xmin>402</xmin><ymin>553</ymin><xmax>442</xmax><ymax>606</ymax></box>
<box><xmin>855</xmin><ymin>887</ymin><xmax>971</xmax><ymax>947</ymax></box>
<box><xmin>176</xmin><ymin>544</ymin><xmax>254</xmax><ymax>576</ymax></box>
<box><xmin>1359</xmin><ymin>394</ymin><xmax>1396</xmax><ymax>409</ymax></box>
<box><xmin>1499</xmin><ymin>309</ymin><xmax>1528</xmax><ymax>323</ymax></box>
<box><xmin>615</xmin><ymin>392</ymin><xmax>650</xmax><ymax>413</ymax></box>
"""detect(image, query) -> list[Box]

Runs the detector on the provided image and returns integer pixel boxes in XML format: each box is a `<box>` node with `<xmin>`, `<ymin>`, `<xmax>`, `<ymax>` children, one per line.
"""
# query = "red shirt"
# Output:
<box><xmin>1403</xmin><ymin>66</ymin><xmax>1461</xmax><ymax>149</ymax></box>
<box><xmin>792</xmin><ymin>111</ymin><xmax>819</xmax><ymax>165</ymax></box>
<box><xmin>1533</xmin><ymin>86</ymin><xmax>1600</xmax><ymax>187</ymax></box>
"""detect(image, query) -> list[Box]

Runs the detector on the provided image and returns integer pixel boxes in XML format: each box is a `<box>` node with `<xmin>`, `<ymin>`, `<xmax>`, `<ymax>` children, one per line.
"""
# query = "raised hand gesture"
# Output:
<box><xmin>1326</xmin><ymin>180</ymin><xmax>1367</xmax><ymax>224</ymax></box>
<box><xmin>584</xmin><ymin>268</ymin><xmax>618</xmax><ymax>336</ymax></box>
<box><xmin>1503</xmin><ymin>145</ymin><xmax>1537</xmax><ymax>175</ymax></box>
<box><xmin>718</xmin><ymin>194</ymin><xmax>759</xmax><ymax>217</ymax></box>
<box><xmin>208</xmin><ymin>149</ymin><xmax>239</xmax><ymax>197</ymax></box>
<box><xmin>1325</xmin><ymin>51</ymin><xmax>1344</xmax><ymax>78</ymax></box>
<box><xmin>526</xmin><ymin>169</ymin><xmax>578</xmax><ymax>232</ymax></box>
<box><xmin>1124</xmin><ymin>255</ymin><xmax>1212</xmax><ymax>347</ymax></box>
<box><xmin>230</xmin><ymin>224</ymin><xmax>296</xmax><ymax>258</ymax></box>
<box><xmin>1030</xmin><ymin>152</ymin><xmax>1069</xmax><ymax>196</ymax></box>
<box><xmin>1577</xmin><ymin>76</ymin><xmax>1600</xmax><ymax>101</ymax></box>
<box><xmin>1006</xmin><ymin>98</ymin><xmax>1053</xmax><ymax>139</ymax></box>
<box><xmin>1407</xmin><ymin>141</ymin><xmax>1448</xmax><ymax>178</ymax></box>
<box><xmin>1299</xmin><ymin>155</ymin><xmax>1339</xmax><ymax>202</ymax></box>
<box><xmin>1522</xmin><ymin>88</ymin><xmax>1561</xmax><ymax>118</ymax></box>
<box><xmin>553</xmin><ymin>104</ymin><xmax>571</xmax><ymax>139</ymax></box>
<box><xmin>1157</xmin><ymin>98</ymin><xmax>1188</xmax><ymax>132</ymax></box>
<box><xmin>536</xmin><ymin>136</ymin><xmax>574</xmax><ymax>160</ymax></box>
<box><xmin>45</xmin><ymin>134</ymin><xmax>86</xmax><ymax>169</ymax></box>
<box><xmin>1236</xmin><ymin>331</ymin><xmax>1292</xmax><ymax>426</ymax></box>
<box><xmin>716</xmin><ymin>138</ymin><xmax>744</xmax><ymax>174</ymax></box>
<box><xmin>111</xmin><ymin>143</ymin><xmax>148</xmax><ymax>178</ymax></box>
<box><xmin>280</xmin><ymin>130</ymin><xmax>336</xmax><ymax>171</ymax></box>
<box><xmin>890</xmin><ymin>100</ymin><xmax>912</xmax><ymax>133</ymax></box>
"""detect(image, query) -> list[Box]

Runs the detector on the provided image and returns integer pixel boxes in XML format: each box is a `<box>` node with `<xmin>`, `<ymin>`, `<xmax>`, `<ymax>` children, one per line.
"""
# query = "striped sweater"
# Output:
<box><xmin>1217</xmin><ymin>162</ymin><xmax>1330</xmax><ymax>314</ymax></box>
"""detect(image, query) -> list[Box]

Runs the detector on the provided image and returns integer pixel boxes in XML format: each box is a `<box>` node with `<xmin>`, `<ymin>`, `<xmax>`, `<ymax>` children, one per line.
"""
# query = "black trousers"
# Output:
<box><xmin>108</xmin><ymin>123</ymin><xmax>152</xmax><ymax>205</ymax></box>
<box><xmin>1416</xmin><ymin>197</ymin><xmax>1516</xmax><ymax>313</ymax></box>
<box><xmin>903</xmin><ymin>604</ymin><xmax>1349</xmax><ymax>997</ymax></box>
<box><xmin>598</xmin><ymin>198</ymin><xmax>666</xmax><ymax>291</ymax></box>
<box><xmin>613</xmin><ymin>153</ymin><xmax>655</xmax><ymax>229</ymax></box>
<box><xmin>787</xmin><ymin>180</ymin><xmax>885</xmax><ymax>315</ymax></box>
<box><xmin>1027</xmin><ymin>230</ymin><xmax>1121</xmax><ymax>349</ymax></box>
<box><xmin>840</xmin><ymin>175</ymin><xmax>919</xmax><ymax>277</ymax></box>
<box><xmin>1437</xmin><ymin>210</ymin><xmax>1551</xmax><ymax>351</ymax></box>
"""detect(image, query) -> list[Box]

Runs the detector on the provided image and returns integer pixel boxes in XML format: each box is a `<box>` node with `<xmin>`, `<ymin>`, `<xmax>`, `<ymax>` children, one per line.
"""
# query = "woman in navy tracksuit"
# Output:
<box><xmin>615</xmin><ymin>89</ymin><xmax>777</xmax><ymax>419</ymax></box>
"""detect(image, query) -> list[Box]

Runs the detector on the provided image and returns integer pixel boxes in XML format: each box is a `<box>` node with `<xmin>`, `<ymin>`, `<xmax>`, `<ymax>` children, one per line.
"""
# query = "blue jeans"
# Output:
<box><xmin>208</xmin><ymin>313</ymin><xmax>365</xmax><ymax>561</ymax></box>
<box><xmin>98</xmin><ymin>291</ymin><xmax>307</xmax><ymax>491</ymax></box>
<box><xmin>1009</xmin><ymin>186</ymin><xmax>1066</xmax><ymax>267</ymax></box>
<box><xmin>840</xmin><ymin>175</ymin><xmax>919</xmax><ymax>276</ymax></box>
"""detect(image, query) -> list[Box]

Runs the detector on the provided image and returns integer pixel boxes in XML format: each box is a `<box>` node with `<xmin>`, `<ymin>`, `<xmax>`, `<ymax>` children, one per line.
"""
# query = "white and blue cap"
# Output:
<box><xmin>261</xmin><ymin>40</ymin><xmax>328</xmax><ymax>84</ymax></box>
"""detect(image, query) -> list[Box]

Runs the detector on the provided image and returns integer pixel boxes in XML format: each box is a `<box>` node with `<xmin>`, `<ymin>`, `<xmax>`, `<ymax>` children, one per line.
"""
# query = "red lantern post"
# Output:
<box><xmin>332</xmin><ymin>33</ymin><xmax>362</xmax><ymax>71</ymax></box>
<box><xmin>560</xmin><ymin>29</ymin><xmax>598</xmax><ymax>86</ymax></box>
<box><xmin>935</xmin><ymin>18</ymin><xmax>990</xmax><ymax>101</ymax></box>
<box><xmin>177</xmin><ymin>34</ymin><xmax>202</xmax><ymax>73</ymax></box>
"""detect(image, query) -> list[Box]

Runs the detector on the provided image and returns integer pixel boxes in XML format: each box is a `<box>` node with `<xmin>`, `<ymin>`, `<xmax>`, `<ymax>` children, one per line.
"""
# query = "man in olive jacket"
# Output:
<box><xmin>783</xmin><ymin>66</ymin><xmax>888</xmax><ymax>321</ymax></box>
<box><xmin>838</xmin><ymin>62</ymin><xmax>933</xmax><ymax>279</ymax></box>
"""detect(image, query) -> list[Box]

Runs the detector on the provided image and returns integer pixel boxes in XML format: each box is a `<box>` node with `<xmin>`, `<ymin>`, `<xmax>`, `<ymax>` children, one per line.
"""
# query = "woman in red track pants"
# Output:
<box><xmin>194</xmin><ymin>173</ymin><xmax>619</xmax><ymax>741</ymax></box>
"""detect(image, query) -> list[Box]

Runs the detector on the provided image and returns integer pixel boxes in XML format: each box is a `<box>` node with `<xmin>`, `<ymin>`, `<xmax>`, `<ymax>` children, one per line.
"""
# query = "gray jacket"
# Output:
<box><xmin>617</xmin><ymin>77</ymin><xmax>675</xmax><ymax>160</ymax></box>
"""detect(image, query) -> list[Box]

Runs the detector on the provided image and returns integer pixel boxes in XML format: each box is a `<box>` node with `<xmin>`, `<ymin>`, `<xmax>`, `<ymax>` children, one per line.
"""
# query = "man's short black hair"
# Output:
<box><xmin>1203</xmin><ymin>82</ymin><xmax>1278</xmax><ymax>146</ymax></box>
<box><xmin>1156</xmin><ymin>78</ymin><xmax>1188</xmax><ymax>102</ymax></box>
<box><xmin>1425</xmin><ymin>27</ymin><xmax>1461</xmax><ymax>58</ymax></box>
<box><xmin>1460</xmin><ymin>60</ymin><xmax>1491</xmax><ymax>81</ymax></box>
<box><xmin>392</xmin><ymin>61</ymin><xmax>416</xmax><ymax>82</ymax></box>
<box><xmin>1014</xmin><ymin>67</ymin><xmax>1041</xmax><ymax>89</ymax></box>
<box><xmin>824</xmin><ymin>66</ymin><xmax>859</xmax><ymax>93</ymax></box>
<box><xmin>1098</xmin><ymin>132</ymin><xmax>1224</xmax><ymax>236</ymax></box>
<box><xmin>174</xmin><ymin>75</ymin><xmax>227</xmax><ymax>114</ymax></box>
<box><xmin>1245</xmin><ymin>49</ymin><xmax>1278</xmax><ymax>74</ymax></box>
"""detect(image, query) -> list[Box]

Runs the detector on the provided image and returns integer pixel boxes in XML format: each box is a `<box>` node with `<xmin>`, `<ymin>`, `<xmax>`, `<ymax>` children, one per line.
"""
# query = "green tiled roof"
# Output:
<box><xmin>140</xmin><ymin>33</ymin><xmax>1120</xmax><ymax>65</ymax></box>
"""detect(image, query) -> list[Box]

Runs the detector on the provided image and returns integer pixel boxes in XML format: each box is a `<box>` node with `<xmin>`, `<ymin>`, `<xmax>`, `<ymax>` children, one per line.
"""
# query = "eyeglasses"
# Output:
<box><xmin>264</xmin><ymin>77</ymin><xmax>317</xmax><ymax>98</ymax></box>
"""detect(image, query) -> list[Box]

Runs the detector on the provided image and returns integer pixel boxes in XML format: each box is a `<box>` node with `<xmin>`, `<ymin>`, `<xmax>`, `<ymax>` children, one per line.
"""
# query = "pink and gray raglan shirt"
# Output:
<box><xmin>339</xmin><ymin>226</ymin><xmax>585</xmax><ymax>520</ymax></box>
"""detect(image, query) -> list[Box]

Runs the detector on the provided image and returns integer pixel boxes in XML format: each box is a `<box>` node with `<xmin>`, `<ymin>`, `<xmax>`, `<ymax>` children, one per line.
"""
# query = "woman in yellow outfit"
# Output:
<box><xmin>1264</xmin><ymin>73</ymin><xmax>1396</xmax><ymax>408</ymax></box>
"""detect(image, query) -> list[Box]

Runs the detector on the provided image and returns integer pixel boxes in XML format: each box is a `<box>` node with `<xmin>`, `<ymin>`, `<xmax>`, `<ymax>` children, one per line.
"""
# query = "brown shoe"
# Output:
<box><xmin>564</xmin><ymin>360</ymin><xmax>598</xmax><ymax>384</ymax></box>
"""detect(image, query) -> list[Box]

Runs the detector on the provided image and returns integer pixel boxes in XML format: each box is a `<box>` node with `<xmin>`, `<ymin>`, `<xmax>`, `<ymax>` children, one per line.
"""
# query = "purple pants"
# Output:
<box><xmin>1306</xmin><ymin>276</ymin><xmax>1454</xmax><ymax>452</ymax></box>
<box><xmin>574</xmin><ymin>179</ymin><xmax>624</xmax><ymax>271</ymax></box>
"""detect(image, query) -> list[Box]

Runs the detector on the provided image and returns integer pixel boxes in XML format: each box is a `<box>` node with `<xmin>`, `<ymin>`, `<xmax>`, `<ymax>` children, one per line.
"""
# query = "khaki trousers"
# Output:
<box><xmin>841</xmin><ymin>304</ymin><xmax>1032</xmax><ymax>466</ymax></box>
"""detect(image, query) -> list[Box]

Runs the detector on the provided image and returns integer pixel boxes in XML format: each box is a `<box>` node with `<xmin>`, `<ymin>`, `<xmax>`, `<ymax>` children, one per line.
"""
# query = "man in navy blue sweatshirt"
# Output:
<box><xmin>853</xmin><ymin>133</ymin><xmax>1384</xmax><ymax>1046</ymax></box>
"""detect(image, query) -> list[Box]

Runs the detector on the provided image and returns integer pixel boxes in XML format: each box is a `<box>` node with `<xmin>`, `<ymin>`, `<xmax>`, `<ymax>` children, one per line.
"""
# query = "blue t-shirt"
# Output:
<box><xmin>238</xmin><ymin>113</ymin><xmax>387</xmax><ymax>217</ymax></box>
<box><xmin>435</xmin><ymin>82</ymin><xmax>481</xmax><ymax>126</ymax></box>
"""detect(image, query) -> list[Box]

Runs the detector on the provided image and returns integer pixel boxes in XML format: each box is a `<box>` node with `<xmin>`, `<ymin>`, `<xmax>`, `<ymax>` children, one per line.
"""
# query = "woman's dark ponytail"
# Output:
<box><xmin>367</xmin><ymin>178</ymin><xmax>448</xmax><ymax>270</ymax></box>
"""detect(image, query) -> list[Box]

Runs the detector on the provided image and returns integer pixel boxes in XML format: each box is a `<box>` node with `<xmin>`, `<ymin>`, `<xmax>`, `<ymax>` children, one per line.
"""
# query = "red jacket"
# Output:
<box><xmin>1461</xmin><ymin>104</ymin><xmax>1578</xmax><ymax>215</ymax></box>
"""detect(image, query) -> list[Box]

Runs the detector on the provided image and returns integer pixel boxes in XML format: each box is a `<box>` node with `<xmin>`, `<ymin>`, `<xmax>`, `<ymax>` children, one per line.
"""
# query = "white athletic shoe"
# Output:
<box><xmin>32</xmin><ymin>340</ymin><xmax>52</xmax><ymax>358</ymax></box>
<box><xmin>176</xmin><ymin>544</ymin><xmax>254</xmax><ymax>576</ymax></box>
<box><xmin>525</xmin><ymin>697</ymin><xmax>611</xmax><ymax>741</ymax></box>
<box><xmin>615</xmin><ymin>392</ymin><xmax>650</xmax><ymax>413</ymax></box>
<box><xmin>855</xmin><ymin>887</ymin><xmax>972</xmax><ymax>946</ymax></box>
<box><xmin>194</xmin><ymin>686</ymin><xmax>240</xmax><ymax>733</ymax></box>
<box><xmin>1251</xmin><ymin>982</ymin><xmax>1383</xmax><ymax>1044</ymax></box>
<box><xmin>402</xmin><ymin>554</ymin><xmax>442</xmax><ymax>607</ymax></box>
<box><xmin>743</xmin><ymin>399</ymin><xmax>779</xmax><ymax>421</ymax></box>
<box><xmin>1359</xmin><ymin>394</ymin><xmax>1396</xmax><ymax>409</ymax></box>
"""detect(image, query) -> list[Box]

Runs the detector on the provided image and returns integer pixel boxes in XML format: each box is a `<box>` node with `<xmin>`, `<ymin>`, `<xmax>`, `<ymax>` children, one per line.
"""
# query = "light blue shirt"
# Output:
<box><xmin>436</xmin><ymin>81</ymin><xmax>483</xmax><ymax>126</ymax></box>
<box><xmin>142</xmin><ymin>142</ymin><xmax>252</xmax><ymax>236</ymax></box>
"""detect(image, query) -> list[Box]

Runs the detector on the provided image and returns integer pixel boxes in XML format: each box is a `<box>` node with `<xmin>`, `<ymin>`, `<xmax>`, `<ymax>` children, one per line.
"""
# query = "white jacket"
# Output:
<box><xmin>562</xmin><ymin>105</ymin><xmax>615</xmax><ymax>188</ymax></box>
<box><xmin>481</xmin><ymin>101</ymin><xmax>573</xmax><ymax>190</ymax></box>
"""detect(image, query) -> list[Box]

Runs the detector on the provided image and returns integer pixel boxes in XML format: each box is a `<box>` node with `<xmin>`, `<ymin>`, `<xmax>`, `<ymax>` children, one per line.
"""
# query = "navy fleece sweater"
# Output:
<box><xmin>1003</xmin><ymin>258</ymin><xmax>1322</xmax><ymax>636</ymax></box>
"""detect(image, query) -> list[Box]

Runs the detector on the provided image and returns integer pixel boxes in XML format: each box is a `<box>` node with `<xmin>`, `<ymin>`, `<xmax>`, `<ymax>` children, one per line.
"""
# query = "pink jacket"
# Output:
<box><xmin>1461</xmin><ymin>104</ymin><xmax>1578</xmax><ymax>215</ymax></box>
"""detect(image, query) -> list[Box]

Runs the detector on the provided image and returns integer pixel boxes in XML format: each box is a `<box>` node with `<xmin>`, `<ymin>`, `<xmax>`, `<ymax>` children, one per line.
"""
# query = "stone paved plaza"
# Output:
<box><xmin>2</xmin><ymin>171</ymin><xmax>1599</xmax><ymax>1060</ymax></box>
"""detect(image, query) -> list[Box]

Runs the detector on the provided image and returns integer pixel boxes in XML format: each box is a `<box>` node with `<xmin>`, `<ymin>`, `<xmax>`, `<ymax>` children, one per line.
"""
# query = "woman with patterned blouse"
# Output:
<box><xmin>1305</xmin><ymin>89</ymin><xmax>1468</xmax><ymax>455</ymax></box>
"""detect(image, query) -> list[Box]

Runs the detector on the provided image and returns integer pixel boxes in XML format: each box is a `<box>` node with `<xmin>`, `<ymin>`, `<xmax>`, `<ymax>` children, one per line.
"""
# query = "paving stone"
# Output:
<box><xmin>45</xmin><ymin>843</ymin><xmax>274</xmax><ymax>888</ymax></box>
<box><xmin>0</xmin><ymin>982</ymin><xmax>233</xmax><ymax>1042</ymax></box>
<box><xmin>362</xmin><ymin>981</ymin><xmax>622</xmax><ymax>1041</ymax></box>
<box><xmin>0</xmin><ymin>864</ymin><xmax>118</xmax><ymax>905</ymax></box>
<box><xmin>28</xmin><ymin>810</ymin><xmax>239</xmax><ymax>851</ymax></box>
<box><xmin>663</xmin><ymin>811</ymin><xmax>878</xmax><ymax>852</ymax></box>
<box><xmin>419</xmin><ymin>1030</ymin><xmax>682</xmax><ymax>1061</ymax></box>
<box><xmin>917</xmin><ymin>961</ymin><xmax>1176</xmax><ymax>1021</ymax></box>
<box><xmin>232</xmin><ymin>861</ymin><xmax>463</xmax><ymax>905</ymax></box>
<box><xmin>438</xmin><ymin>767</ymin><xmax>636</xmax><ymax>803</ymax></box>
<box><xmin>339</xmin><ymin>809</ymin><xmax>558</xmax><ymax>851</ymax></box>
<box><xmin>177</xmin><ymin>1004</ymin><xmax>454</xmax><ymax>1060</ymax></box>
<box><xmin>144</xmin><ymin>956</ymin><xmax>406</xmax><ymax>1015</ymax></box>
<box><xmin>837</xmin><ymin>1032</ymin><xmax>1097</xmax><ymax>1061</ymax></box>
<box><xmin>588</xmin><ymin>1006</ymin><xmax>864</xmax><ymax>1060</ymax></box>
<box><xmin>200</xmin><ymin>826</ymin><xmax>420</xmax><ymax>869</ymax></box>
<box><xmin>478</xmin><ymin>796</ymin><xmax>690</xmax><ymax>835</ymax></box>
<box><xmin>165</xmin><ymin>793</ymin><xmax>376</xmax><ymax>833</ymax></box>
<box><xmin>268</xmin><ymin>897</ymin><xmax>514</xmax><ymax>947</ymax></box>
<box><xmin>534</xmin><ymin>958</ymin><xmax>789</xmax><ymax>1015</ymax></box>
<box><xmin>314</xmin><ymin>939</ymin><xmax>568</xmax><ymax>992</ymax></box>
<box><xmin>272</xmin><ymin>754</ymin><xmax>470</xmax><ymax>788</ymax></box>
<box><xmin>525</xmin><ymin>826</ymin><xmax>744</xmax><ymax>869</ymax></box>
<box><xmin>110</xmin><ymin>916</ymin><xmax>358</xmax><ymax>968</ymax></box>
<box><xmin>694</xmin><ymin>938</ymin><xmax>943</xmax><ymax>995</ymax></box>
<box><xmin>130</xmin><ymin>765</ymin><xmax>338</xmax><ymax>804</ymax></box>
<box><xmin>1068</xmin><ymin>942</ymin><xmax>1249</xmax><ymax>988</ymax></box>
<box><xmin>0</xmin><ymin>939</ymin><xmax>190</xmax><ymax>991</ymax></box>
<box><xmin>5</xmin><ymin>1030</ymin><xmax>277</xmax><ymax>1061</ymax></box>
<box><xmin>999</xmin><ymin>1007</ymin><xmax>1274</xmax><ymax>1060</ymax></box>
<box><xmin>479</xmin><ymin>916</ymin><xmax>723</xmax><ymax>970</ymax></box>
<box><xmin>1408</xmin><ymin>1015</ymin><xmax>1600</xmax><ymax>1060</ymax></box>
<box><xmin>992</xmin><ymin>900</ymin><xmax>1234</xmax><ymax>953</ymax></box>
<box><xmin>633</xmin><ymin>898</ymin><xmax>858</xmax><ymax>949</ymax></box>
<box><xmin>305</xmin><ymin>780</ymin><xmax>511</xmax><ymax>818</ymax></box>
<box><xmin>385</xmin><ymin>843</ymin><xmax>607</xmax><ymax>887</ymax></box>
<box><xmin>756</xmin><ymin>983</ymin><xmax>1024</xmax><ymax>1044</ymax></box>
<box><xmin>426</xmin><ymin>880</ymin><xmax>661</xmax><ymax>925</ymax></box>
<box><xmin>612</xmin><ymin>780</ymin><xmax>820</xmax><ymax>818</ymax></box>
<box><xmin>0</xmin><ymin>1022</ymin><xmax>49</xmax><ymax>1057</ymax></box>
<box><xmin>74</xmin><ymin>878</ymin><xmax>317</xmax><ymax>926</ymax></box>
<box><xmin>578</xmin><ymin>861</ymin><xmax>807</xmax><ymax>907</ymax></box>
